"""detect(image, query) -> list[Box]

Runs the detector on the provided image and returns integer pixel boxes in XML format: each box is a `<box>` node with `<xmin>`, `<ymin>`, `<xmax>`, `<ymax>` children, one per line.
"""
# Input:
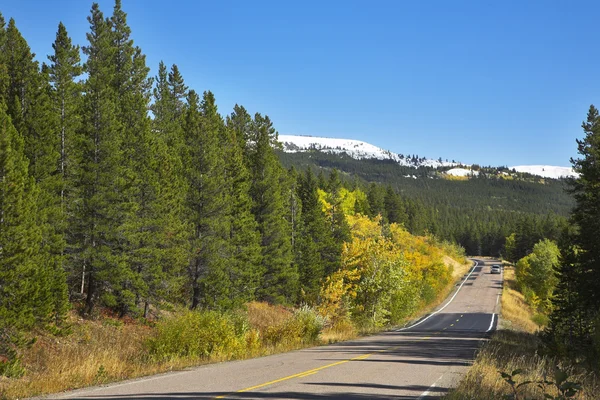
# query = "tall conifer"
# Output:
<box><xmin>0</xmin><ymin>105</ymin><xmax>59</xmax><ymax>329</ymax></box>
<box><xmin>47</xmin><ymin>22</ymin><xmax>83</xmax><ymax>298</ymax></box>
<box><xmin>296</xmin><ymin>169</ymin><xmax>332</xmax><ymax>301</ymax></box>
<box><xmin>77</xmin><ymin>3</ymin><xmax>122</xmax><ymax>315</ymax></box>
<box><xmin>184</xmin><ymin>90</ymin><xmax>229</xmax><ymax>309</ymax></box>
<box><xmin>223</xmin><ymin>111</ymin><xmax>263</xmax><ymax>305</ymax></box>
<box><xmin>248</xmin><ymin>114</ymin><xmax>297</xmax><ymax>304</ymax></box>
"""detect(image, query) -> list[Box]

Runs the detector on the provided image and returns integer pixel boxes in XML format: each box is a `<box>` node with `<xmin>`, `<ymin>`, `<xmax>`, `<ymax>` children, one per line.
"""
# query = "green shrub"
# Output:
<box><xmin>146</xmin><ymin>310</ymin><xmax>246</xmax><ymax>361</ymax></box>
<box><xmin>293</xmin><ymin>305</ymin><xmax>327</xmax><ymax>343</ymax></box>
<box><xmin>531</xmin><ymin>313</ymin><xmax>549</xmax><ymax>327</ymax></box>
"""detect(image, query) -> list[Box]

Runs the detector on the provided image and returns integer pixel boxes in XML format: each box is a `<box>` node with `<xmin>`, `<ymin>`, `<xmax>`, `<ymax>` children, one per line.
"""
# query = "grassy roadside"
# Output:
<box><xmin>445</xmin><ymin>265</ymin><xmax>599</xmax><ymax>399</ymax></box>
<box><xmin>0</xmin><ymin>257</ymin><xmax>471</xmax><ymax>400</ymax></box>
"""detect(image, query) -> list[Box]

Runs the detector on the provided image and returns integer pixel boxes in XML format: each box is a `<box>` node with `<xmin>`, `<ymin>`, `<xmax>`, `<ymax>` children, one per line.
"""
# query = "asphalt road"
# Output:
<box><xmin>47</xmin><ymin>258</ymin><xmax>503</xmax><ymax>400</ymax></box>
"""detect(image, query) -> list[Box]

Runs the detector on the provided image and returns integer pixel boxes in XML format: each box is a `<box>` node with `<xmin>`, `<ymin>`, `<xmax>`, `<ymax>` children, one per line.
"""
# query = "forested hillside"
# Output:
<box><xmin>280</xmin><ymin>151</ymin><xmax>572</xmax><ymax>256</ymax></box>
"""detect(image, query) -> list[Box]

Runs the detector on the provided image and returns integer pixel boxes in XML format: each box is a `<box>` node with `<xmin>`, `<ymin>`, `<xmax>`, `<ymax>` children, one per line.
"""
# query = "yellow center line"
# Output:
<box><xmin>214</xmin><ymin>359</ymin><xmax>350</xmax><ymax>398</ymax></box>
<box><xmin>450</xmin><ymin>324</ymin><xmax>454</xmax><ymax>327</ymax></box>
<box><xmin>214</xmin><ymin>331</ymin><xmax>446</xmax><ymax>399</ymax></box>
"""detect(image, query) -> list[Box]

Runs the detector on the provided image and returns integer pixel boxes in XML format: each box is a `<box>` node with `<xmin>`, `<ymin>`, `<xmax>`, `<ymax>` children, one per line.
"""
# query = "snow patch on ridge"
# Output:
<box><xmin>509</xmin><ymin>165</ymin><xmax>577</xmax><ymax>179</ymax></box>
<box><xmin>445</xmin><ymin>168</ymin><xmax>479</xmax><ymax>177</ymax></box>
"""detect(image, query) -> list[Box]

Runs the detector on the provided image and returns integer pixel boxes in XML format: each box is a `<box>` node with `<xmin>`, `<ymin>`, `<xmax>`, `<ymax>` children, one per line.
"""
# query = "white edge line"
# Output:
<box><xmin>57</xmin><ymin>370</ymin><xmax>192</xmax><ymax>398</ymax></box>
<box><xmin>396</xmin><ymin>260</ymin><xmax>479</xmax><ymax>331</ymax></box>
<box><xmin>418</xmin><ymin>374</ymin><xmax>444</xmax><ymax>399</ymax></box>
<box><xmin>486</xmin><ymin>313</ymin><xmax>495</xmax><ymax>332</ymax></box>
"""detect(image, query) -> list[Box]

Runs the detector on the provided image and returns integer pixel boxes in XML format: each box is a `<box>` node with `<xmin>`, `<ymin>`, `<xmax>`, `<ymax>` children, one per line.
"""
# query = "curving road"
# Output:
<box><xmin>47</xmin><ymin>259</ymin><xmax>502</xmax><ymax>400</ymax></box>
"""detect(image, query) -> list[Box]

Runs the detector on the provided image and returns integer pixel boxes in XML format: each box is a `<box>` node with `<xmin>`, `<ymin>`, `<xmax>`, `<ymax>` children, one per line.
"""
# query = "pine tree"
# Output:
<box><xmin>148</xmin><ymin>61</ymin><xmax>190</xmax><ymax>314</ymax></box>
<box><xmin>296</xmin><ymin>169</ymin><xmax>331</xmax><ymax>301</ymax></box>
<box><xmin>46</xmin><ymin>22</ymin><xmax>83</xmax><ymax>307</ymax></box>
<box><xmin>367</xmin><ymin>182</ymin><xmax>385</xmax><ymax>218</ymax></box>
<box><xmin>0</xmin><ymin>104</ymin><xmax>59</xmax><ymax>329</ymax></box>
<box><xmin>384</xmin><ymin>185</ymin><xmax>407</xmax><ymax>225</ymax></box>
<box><xmin>227</xmin><ymin>104</ymin><xmax>252</xmax><ymax>154</ymax></box>
<box><xmin>222</xmin><ymin>113</ymin><xmax>263</xmax><ymax>305</ymax></box>
<box><xmin>2</xmin><ymin>17</ymin><xmax>68</xmax><ymax>321</ymax></box>
<box><xmin>3</xmin><ymin>18</ymin><xmax>37</xmax><ymax>132</ymax></box>
<box><xmin>0</xmin><ymin>13</ymin><xmax>7</xmax><ymax>103</ymax></box>
<box><xmin>47</xmin><ymin>22</ymin><xmax>82</xmax><ymax>208</ymax></box>
<box><xmin>184</xmin><ymin>90</ymin><xmax>230</xmax><ymax>309</ymax></box>
<box><xmin>568</xmin><ymin>105</ymin><xmax>600</xmax><ymax>309</ymax></box>
<box><xmin>249</xmin><ymin>113</ymin><xmax>297</xmax><ymax>304</ymax></box>
<box><xmin>548</xmin><ymin>105</ymin><xmax>600</xmax><ymax>351</ymax></box>
<box><xmin>76</xmin><ymin>3</ymin><xmax>122</xmax><ymax>315</ymax></box>
<box><xmin>105</xmin><ymin>0</ymin><xmax>164</xmax><ymax>316</ymax></box>
<box><xmin>287</xmin><ymin>166</ymin><xmax>302</xmax><ymax>252</ymax></box>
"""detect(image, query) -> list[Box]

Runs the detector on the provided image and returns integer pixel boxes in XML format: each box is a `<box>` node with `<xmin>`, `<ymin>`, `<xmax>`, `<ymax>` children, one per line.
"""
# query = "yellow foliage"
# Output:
<box><xmin>320</xmin><ymin>214</ymin><xmax>455</xmax><ymax>327</ymax></box>
<box><xmin>317</xmin><ymin>188</ymin><xmax>368</xmax><ymax>216</ymax></box>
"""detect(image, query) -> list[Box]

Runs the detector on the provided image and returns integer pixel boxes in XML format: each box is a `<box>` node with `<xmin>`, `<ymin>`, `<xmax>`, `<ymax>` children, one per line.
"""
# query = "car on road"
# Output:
<box><xmin>491</xmin><ymin>264</ymin><xmax>501</xmax><ymax>274</ymax></box>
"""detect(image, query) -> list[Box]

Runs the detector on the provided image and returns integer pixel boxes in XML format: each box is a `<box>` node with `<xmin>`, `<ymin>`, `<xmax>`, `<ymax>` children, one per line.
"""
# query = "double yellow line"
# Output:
<box><xmin>215</xmin><ymin>354</ymin><xmax>367</xmax><ymax>399</ymax></box>
<box><xmin>214</xmin><ymin>332</ymin><xmax>443</xmax><ymax>399</ymax></box>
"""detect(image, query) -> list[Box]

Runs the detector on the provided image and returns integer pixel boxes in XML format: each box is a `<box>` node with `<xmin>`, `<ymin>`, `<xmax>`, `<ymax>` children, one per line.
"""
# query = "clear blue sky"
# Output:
<box><xmin>2</xmin><ymin>0</ymin><xmax>598</xmax><ymax>166</ymax></box>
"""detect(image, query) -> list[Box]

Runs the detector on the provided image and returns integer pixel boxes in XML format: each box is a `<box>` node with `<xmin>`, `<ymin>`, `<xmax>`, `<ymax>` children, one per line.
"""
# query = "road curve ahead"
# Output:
<box><xmin>47</xmin><ymin>259</ymin><xmax>502</xmax><ymax>400</ymax></box>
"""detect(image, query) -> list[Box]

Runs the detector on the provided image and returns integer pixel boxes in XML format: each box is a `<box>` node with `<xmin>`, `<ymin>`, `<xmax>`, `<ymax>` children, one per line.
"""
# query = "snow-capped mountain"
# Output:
<box><xmin>279</xmin><ymin>134</ymin><xmax>577</xmax><ymax>180</ymax></box>
<box><xmin>278</xmin><ymin>135</ymin><xmax>458</xmax><ymax>168</ymax></box>
<box><xmin>508</xmin><ymin>165</ymin><xmax>577</xmax><ymax>179</ymax></box>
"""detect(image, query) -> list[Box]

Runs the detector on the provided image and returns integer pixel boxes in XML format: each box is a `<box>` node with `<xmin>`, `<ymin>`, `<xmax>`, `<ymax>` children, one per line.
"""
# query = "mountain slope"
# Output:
<box><xmin>279</xmin><ymin>134</ymin><xmax>457</xmax><ymax>168</ymax></box>
<box><xmin>279</xmin><ymin>134</ymin><xmax>576</xmax><ymax>179</ymax></box>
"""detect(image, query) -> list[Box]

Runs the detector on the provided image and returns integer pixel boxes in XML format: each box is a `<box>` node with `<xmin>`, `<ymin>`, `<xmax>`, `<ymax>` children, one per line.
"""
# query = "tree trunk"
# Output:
<box><xmin>85</xmin><ymin>273</ymin><xmax>95</xmax><ymax>315</ymax></box>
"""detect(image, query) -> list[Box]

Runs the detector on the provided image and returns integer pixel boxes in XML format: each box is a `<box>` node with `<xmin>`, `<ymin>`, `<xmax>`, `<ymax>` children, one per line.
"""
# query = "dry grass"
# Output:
<box><xmin>245</xmin><ymin>301</ymin><xmax>292</xmax><ymax>337</ymax></box>
<box><xmin>320</xmin><ymin>318</ymin><xmax>357</xmax><ymax>343</ymax></box>
<box><xmin>500</xmin><ymin>266</ymin><xmax>540</xmax><ymax>333</ymax></box>
<box><xmin>0</xmin><ymin>315</ymin><xmax>181</xmax><ymax>399</ymax></box>
<box><xmin>446</xmin><ymin>330</ymin><xmax>599</xmax><ymax>399</ymax></box>
<box><xmin>446</xmin><ymin>256</ymin><xmax>471</xmax><ymax>279</ymax></box>
<box><xmin>445</xmin><ymin>264</ymin><xmax>600</xmax><ymax>399</ymax></box>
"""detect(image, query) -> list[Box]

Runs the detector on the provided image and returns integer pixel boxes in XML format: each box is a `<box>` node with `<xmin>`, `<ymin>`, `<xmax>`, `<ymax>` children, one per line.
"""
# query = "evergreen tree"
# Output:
<box><xmin>249</xmin><ymin>113</ymin><xmax>297</xmax><ymax>304</ymax></box>
<box><xmin>47</xmin><ymin>21</ymin><xmax>83</xmax><ymax>298</ymax></box>
<box><xmin>568</xmin><ymin>105</ymin><xmax>600</xmax><ymax>309</ymax></box>
<box><xmin>148</xmin><ymin>61</ymin><xmax>191</xmax><ymax>311</ymax></box>
<box><xmin>384</xmin><ymin>185</ymin><xmax>408</xmax><ymax>225</ymax></box>
<box><xmin>3</xmin><ymin>18</ymin><xmax>37</xmax><ymax>131</ymax></box>
<box><xmin>0</xmin><ymin>105</ymin><xmax>63</xmax><ymax>329</ymax></box>
<box><xmin>548</xmin><ymin>105</ymin><xmax>600</xmax><ymax>353</ymax></box>
<box><xmin>367</xmin><ymin>182</ymin><xmax>385</xmax><ymax>219</ymax></box>
<box><xmin>317</xmin><ymin>170</ymin><xmax>327</xmax><ymax>190</ymax></box>
<box><xmin>0</xmin><ymin>13</ymin><xmax>7</xmax><ymax>103</ymax></box>
<box><xmin>76</xmin><ymin>3</ymin><xmax>122</xmax><ymax>315</ymax></box>
<box><xmin>222</xmin><ymin>112</ymin><xmax>263</xmax><ymax>305</ymax></box>
<box><xmin>287</xmin><ymin>166</ymin><xmax>302</xmax><ymax>251</ymax></box>
<box><xmin>184</xmin><ymin>90</ymin><xmax>229</xmax><ymax>309</ymax></box>
<box><xmin>2</xmin><ymin>17</ymin><xmax>68</xmax><ymax>321</ymax></box>
<box><xmin>228</xmin><ymin>104</ymin><xmax>252</xmax><ymax>154</ymax></box>
<box><xmin>296</xmin><ymin>169</ymin><xmax>331</xmax><ymax>301</ymax></box>
<box><xmin>108</xmin><ymin>0</ymin><xmax>162</xmax><ymax>316</ymax></box>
